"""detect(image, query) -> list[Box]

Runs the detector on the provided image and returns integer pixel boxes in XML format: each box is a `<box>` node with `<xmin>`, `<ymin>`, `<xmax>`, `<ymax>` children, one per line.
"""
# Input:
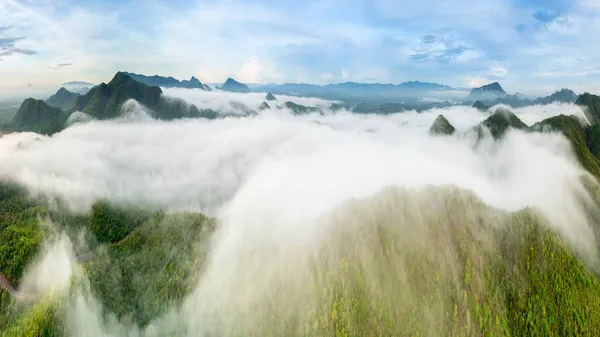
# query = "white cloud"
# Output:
<box><xmin>0</xmin><ymin>96</ymin><xmax>596</xmax><ymax>334</ymax></box>
<box><xmin>489</xmin><ymin>64</ymin><xmax>508</xmax><ymax>77</ymax></box>
<box><xmin>341</xmin><ymin>69</ymin><xmax>349</xmax><ymax>80</ymax></box>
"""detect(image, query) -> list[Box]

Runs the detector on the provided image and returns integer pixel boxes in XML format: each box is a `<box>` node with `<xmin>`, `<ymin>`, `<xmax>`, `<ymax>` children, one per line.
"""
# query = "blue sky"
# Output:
<box><xmin>1</xmin><ymin>0</ymin><xmax>600</xmax><ymax>96</ymax></box>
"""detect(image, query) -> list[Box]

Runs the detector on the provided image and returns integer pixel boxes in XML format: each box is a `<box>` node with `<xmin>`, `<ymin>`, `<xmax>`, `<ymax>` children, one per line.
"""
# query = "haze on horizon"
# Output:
<box><xmin>1</xmin><ymin>0</ymin><xmax>600</xmax><ymax>99</ymax></box>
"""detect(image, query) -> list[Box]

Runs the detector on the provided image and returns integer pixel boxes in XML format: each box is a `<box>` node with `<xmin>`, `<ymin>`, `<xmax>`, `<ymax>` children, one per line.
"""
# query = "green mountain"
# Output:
<box><xmin>531</xmin><ymin>114</ymin><xmax>600</xmax><ymax>179</ymax></box>
<box><xmin>10</xmin><ymin>98</ymin><xmax>67</xmax><ymax>135</ymax></box>
<box><xmin>576</xmin><ymin>93</ymin><xmax>600</xmax><ymax>125</ymax></box>
<box><xmin>71</xmin><ymin>72</ymin><xmax>215</xmax><ymax>120</ymax></box>
<box><xmin>429</xmin><ymin>114</ymin><xmax>455</xmax><ymax>135</ymax></box>
<box><xmin>284</xmin><ymin>101</ymin><xmax>321</xmax><ymax>115</ymax></box>
<box><xmin>534</xmin><ymin>89</ymin><xmax>578</xmax><ymax>105</ymax></box>
<box><xmin>477</xmin><ymin>107</ymin><xmax>528</xmax><ymax>139</ymax></box>
<box><xmin>71</xmin><ymin>72</ymin><xmax>163</xmax><ymax>120</ymax></box>
<box><xmin>472</xmin><ymin>100</ymin><xmax>489</xmax><ymax>111</ymax></box>
<box><xmin>45</xmin><ymin>87</ymin><xmax>80</xmax><ymax>111</ymax></box>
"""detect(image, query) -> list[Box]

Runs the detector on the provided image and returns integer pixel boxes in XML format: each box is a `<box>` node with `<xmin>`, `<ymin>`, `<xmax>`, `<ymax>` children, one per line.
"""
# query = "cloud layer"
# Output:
<box><xmin>1</xmin><ymin>92</ymin><xmax>598</xmax><ymax>334</ymax></box>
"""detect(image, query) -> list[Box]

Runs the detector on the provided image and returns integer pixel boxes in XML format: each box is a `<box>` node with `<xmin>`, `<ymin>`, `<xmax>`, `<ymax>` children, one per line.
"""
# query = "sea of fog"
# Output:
<box><xmin>0</xmin><ymin>89</ymin><xmax>595</xmax><ymax>335</ymax></box>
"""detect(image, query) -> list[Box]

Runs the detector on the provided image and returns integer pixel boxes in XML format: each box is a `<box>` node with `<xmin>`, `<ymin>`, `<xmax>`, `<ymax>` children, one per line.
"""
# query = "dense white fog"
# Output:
<box><xmin>0</xmin><ymin>90</ymin><xmax>595</xmax><ymax>336</ymax></box>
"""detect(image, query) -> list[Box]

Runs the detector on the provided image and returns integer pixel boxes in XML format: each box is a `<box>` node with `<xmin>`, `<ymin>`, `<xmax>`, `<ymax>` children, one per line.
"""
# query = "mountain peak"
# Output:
<box><xmin>429</xmin><ymin>114</ymin><xmax>455</xmax><ymax>135</ymax></box>
<box><xmin>221</xmin><ymin>78</ymin><xmax>251</xmax><ymax>93</ymax></box>
<box><xmin>266</xmin><ymin>92</ymin><xmax>276</xmax><ymax>101</ymax></box>
<box><xmin>12</xmin><ymin>98</ymin><xmax>65</xmax><ymax>134</ymax></box>
<box><xmin>468</xmin><ymin>82</ymin><xmax>506</xmax><ymax>101</ymax></box>
<box><xmin>46</xmin><ymin>87</ymin><xmax>80</xmax><ymax>110</ymax></box>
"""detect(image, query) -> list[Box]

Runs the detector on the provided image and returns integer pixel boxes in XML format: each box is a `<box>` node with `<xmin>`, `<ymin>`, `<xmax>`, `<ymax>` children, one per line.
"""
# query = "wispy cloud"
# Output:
<box><xmin>0</xmin><ymin>25</ymin><xmax>36</xmax><ymax>58</ymax></box>
<box><xmin>53</xmin><ymin>62</ymin><xmax>73</xmax><ymax>69</ymax></box>
<box><xmin>0</xmin><ymin>0</ymin><xmax>600</xmax><ymax>95</ymax></box>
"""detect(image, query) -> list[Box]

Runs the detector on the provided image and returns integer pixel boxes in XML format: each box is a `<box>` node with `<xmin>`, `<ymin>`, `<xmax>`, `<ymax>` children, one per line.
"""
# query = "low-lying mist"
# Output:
<box><xmin>0</xmin><ymin>92</ymin><xmax>597</xmax><ymax>336</ymax></box>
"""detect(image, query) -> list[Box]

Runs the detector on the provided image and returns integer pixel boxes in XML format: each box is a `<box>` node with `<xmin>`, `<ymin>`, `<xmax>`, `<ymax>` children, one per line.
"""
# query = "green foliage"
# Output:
<box><xmin>480</xmin><ymin>107</ymin><xmax>528</xmax><ymax>139</ymax></box>
<box><xmin>2</xmin><ymin>297</ymin><xmax>65</xmax><ymax>337</ymax></box>
<box><xmin>531</xmin><ymin>115</ymin><xmax>600</xmax><ymax>179</ymax></box>
<box><xmin>72</xmin><ymin>72</ymin><xmax>162</xmax><ymax>120</ymax></box>
<box><xmin>10</xmin><ymin>98</ymin><xmax>67</xmax><ymax>135</ymax></box>
<box><xmin>576</xmin><ymin>93</ymin><xmax>600</xmax><ymax>125</ymax></box>
<box><xmin>90</xmin><ymin>201</ymin><xmax>148</xmax><ymax>244</ymax></box>
<box><xmin>585</xmin><ymin>124</ymin><xmax>600</xmax><ymax>159</ymax></box>
<box><xmin>84</xmin><ymin>212</ymin><xmax>212</xmax><ymax>327</ymax></box>
<box><xmin>0</xmin><ymin>182</ymin><xmax>44</xmax><ymax>286</ymax></box>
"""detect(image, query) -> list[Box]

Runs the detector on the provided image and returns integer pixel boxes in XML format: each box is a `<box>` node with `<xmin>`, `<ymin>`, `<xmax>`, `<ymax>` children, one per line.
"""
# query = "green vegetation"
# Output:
<box><xmin>9</xmin><ymin>98</ymin><xmax>68</xmax><ymax>135</ymax></box>
<box><xmin>429</xmin><ymin>114</ymin><xmax>456</xmax><ymax>135</ymax></box>
<box><xmin>0</xmin><ymin>182</ymin><xmax>214</xmax><ymax>334</ymax></box>
<box><xmin>531</xmin><ymin>115</ymin><xmax>600</xmax><ymax>179</ymax></box>
<box><xmin>576</xmin><ymin>93</ymin><xmax>600</xmax><ymax>125</ymax></box>
<box><xmin>479</xmin><ymin>107</ymin><xmax>528</xmax><ymax>139</ymax></box>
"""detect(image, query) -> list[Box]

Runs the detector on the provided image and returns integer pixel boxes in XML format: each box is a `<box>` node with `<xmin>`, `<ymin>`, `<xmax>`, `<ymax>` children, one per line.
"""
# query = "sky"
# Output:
<box><xmin>1</xmin><ymin>0</ymin><xmax>600</xmax><ymax>97</ymax></box>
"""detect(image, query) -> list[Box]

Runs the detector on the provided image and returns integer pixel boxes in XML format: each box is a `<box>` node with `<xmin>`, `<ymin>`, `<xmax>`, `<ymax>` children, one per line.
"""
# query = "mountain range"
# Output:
<box><xmin>4</xmin><ymin>71</ymin><xmax>600</xmax><ymax>136</ymax></box>
<box><xmin>122</xmin><ymin>72</ymin><xmax>211</xmax><ymax>90</ymax></box>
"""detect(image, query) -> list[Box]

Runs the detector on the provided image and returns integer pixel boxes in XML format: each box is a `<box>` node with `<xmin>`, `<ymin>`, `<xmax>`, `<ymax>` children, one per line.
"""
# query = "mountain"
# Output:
<box><xmin>575</xmin><ymin>93</ymin><xmax>600</xmax><ymax>125</ymax></box>
<box><xmin>11</xmin><ymin>98</ymin><xmax>67</xmax><ymax>135</ymax></box>
<box><xmin>71</xmin><ymin>72</ymin><xmax>215</xmax><ymax>120</ymax></box>
<box><xmin>123</xmin><ymin>72</ymin><xmax>208</xmax><ymax>90</ymax></box>
<box><xmin>468</xmin><ymin>82</ymin><xmax>506</xmax><ymax>101</ymax></box>
<box><xmin>534</xmin><ymin>89</ymin><xmax>578</xmax><ymax>105</ymax></box>
<box><xmin>429</xmin><ymin>114</ymin><xmax>455</xmax><ymax>135</ymax></box>
<box><xmin>251</xmin><ymin>81</ymin><xmax>460</xmax><ymax>103</ymax></box>
<box><xmin>265</xmin><ymin>92</ymin><xmax>277</xmax><ymax>101</ymax></box>
<box><xmin>531</xmin><ymin>114</ymin><xmax>600</xmax><ymax>178</ymax></box>
<box><xmin>472</xmin><ymin>100</ymin><xmax>490</xmax><ymax>111</ymax></box>
<box><xmin>221</xmin><ymin>78</ymin><xmax>251</xmax><ymax>93</ymax></box>
<box><xmin>46</xmin><ymin>87</ymin><xmax>80</xmax><ymax>111</ymax></box>
<box><xmin>284</xmin><ymin>101</ymin><xmax>321</xmax><ymax>115</ymax></box>
<box><xmin>477</xmin><ymin>107</ymin><xmax>528</xmax><ymax>139</ymax></box>
<box><xmin>259</xmin><ymin>102</ymin><xmax>271</xmax><ymax>110</ymax></box>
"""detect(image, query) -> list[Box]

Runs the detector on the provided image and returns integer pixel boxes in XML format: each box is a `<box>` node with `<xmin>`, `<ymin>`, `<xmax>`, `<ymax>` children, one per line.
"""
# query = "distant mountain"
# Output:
<box><xmin>123</xmin><ymin>72</ymin><xmax>209</xmax><ymax>90</ymax></box>
<box><xmin>72</xmin><ymin>72</ymin><xmax>215</xmax><ymax>120</ymax></box>
<box><xmin>284</xmin><ymin>101</ymin><xmax>321</xmax><ymax>115</ymax></box>
<box><xmin>63</xmin><ymin>81</ymin><xmax>93</xmax><ymax>86</ymax></box>
<box><xmin>429</xmin><ymin>115</ymin><xmax>455</xmax><ymax>135</ymax></box>
<box><xmin>534</xmin><ymin>89</ymin><xmax>578</xmax><ymax>105</ymax></box>
<box><xmin>468</xmin><ymin>82</ymin><xmax>506</xmax><ymax>101</ymax></box>
<box><xmin>265</xmin><ymin>92</ymin><xmax>277</xmax><ymax>101</ymax></box>
<box><xmin>576</xmin><ymin>93</ymin><xmax>600</xmax><ymax>125</ymax></box>
<box><xmin>221</xmin><ymin>78</ymin><xmax>251</xmax><ymax>93</ymax></box>
<box><xmin>490</xmin><ymin>94</ymin><xmax>533</xmax><ymax>108</ymax></box>
<box><xmin>472</xmin><ymin>101</ymin><xmax>490</xmax><ymax>111</ymax></box>
<box><xmin>11</xmin><ymin>98</ymin><xmax>66</xmax><ymax>135</ymax></box>
<box><xmin>252</xmin><ymin>81</ymin><xmax>459</xmax><ymax>103</ymax></box>
<box><xmin>46</xmin><ymin>87</ymin><xmax>80</xmax><ymax>110</ymax></box>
